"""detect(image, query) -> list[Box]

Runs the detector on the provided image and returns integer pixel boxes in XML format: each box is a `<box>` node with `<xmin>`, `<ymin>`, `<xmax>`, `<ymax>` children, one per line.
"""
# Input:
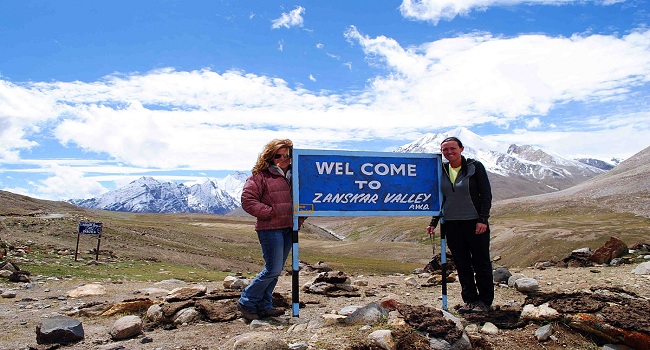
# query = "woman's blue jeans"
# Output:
<box><xmin>238</xmin><ymin>227</ymin><xmax>293</xmax><ymax>312</ymax></box>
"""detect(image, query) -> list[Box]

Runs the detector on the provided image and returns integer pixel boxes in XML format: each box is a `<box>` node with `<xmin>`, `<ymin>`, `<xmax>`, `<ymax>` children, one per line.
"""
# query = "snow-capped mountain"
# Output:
<box><xmin>216</xmin><ymin>171</ymin><xmax>249</xmax><ymax>204</ymax></box>
<box><xmin>69</xmin><ymin>176</ymin><xmax>244</xmax><ymax>214</ymax></box>
<box><xmin>395</xmin><ymin>127</ymin><xmax>607</xmax><ymax>199</ymax></box>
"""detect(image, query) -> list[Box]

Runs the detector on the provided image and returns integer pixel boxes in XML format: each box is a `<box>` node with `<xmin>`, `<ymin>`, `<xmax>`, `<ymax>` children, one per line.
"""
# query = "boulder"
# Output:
<box><xmin>36</xmin><ymin>315</ymin><xmax>84</xmax><ymax>345</ymax></box>
<box><xmin>590</xmin><ymin>237</ymin><xmax>628</xmax><ymax>265</ymax></box>
<box><xmin>109</xmin><ymin>315</ymin><xmax>142</xmax><ymax>340</ymax></box>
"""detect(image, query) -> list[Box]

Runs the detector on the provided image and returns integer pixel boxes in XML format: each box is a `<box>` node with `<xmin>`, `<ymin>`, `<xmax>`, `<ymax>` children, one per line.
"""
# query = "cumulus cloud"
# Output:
<box><xmin>344</xmin><ymin>26</ymin><xmax>650</xmax><ymax>127</ymax></box>
<box><xmin>2</xmin><ymin>26</ymin><xmax>650</xmax><ymax>199</ymax></box>
<box><xmin>399</xmin><ymin>0</ymin><xmax>622</xmax><ymax>24</ymax></box>
<box><xmin>271</xmin><ymin>6</ymin><xmax>305</xmax><ymax>29</ymax></box>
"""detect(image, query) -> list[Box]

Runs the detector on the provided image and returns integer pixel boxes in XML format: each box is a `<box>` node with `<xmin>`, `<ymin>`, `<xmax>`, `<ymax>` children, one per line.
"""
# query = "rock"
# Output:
<box><xmin>534</xmin><ymin>261</ymin><xmax>554</xmax><ymax>269</ymax></box>
<box><xmin>535</xmin><ymin>324</ymin><xmax>553</xmax><ymax>341</ymax></box>
<box><xmin>322</xmin><ymin>313</ymin><xmax>347</xmax><ymax>326</ymax></box>
<box><xmin>165</xmin><ymin>285</ymin><xmax>207</xmax><ymax>301</ymax></box>
<box><xmin>514</xmin><ymin>278</ymin><xmax>540</xmax><ymax>293</ymax></box>
<box><xmin>429</xmin><ymin>332</ymin><xmax>472</xmax><ymax>350</ymax></box>
<box><xmin>222</xmin><ymin>331</ymin><xmax>289</xmax><ymax>350</ymax></box>
<box><xmin>109</xmin><ymin>315</ymin><xmax>142</xmax><ymax>340</ymax></box>
<box><xmin>230</xmin><ymin>278</ymin><xmax>251</xmax><ymax>290</ymax></box>
<box><xmin>67</xmin><ymin>284</ymin><xmax>106</xmax><ymax>298</ymax></box>
<box><xmin>353</xmin><ymin>279</ymin><xmax>368</xmax><ymax>286</ymax></box>
<box><xmin>288</xmin><ymin>342</ymin><xmax>309</xmax><ymax>350</ymax></box>
<box><xmin>404</xmin><ymin>276</ymin><xmax>420</xmax><ymax>286</ymax></box>
<box><xmin>368</xmin><ymin>329</ymin><xmax>395</xmax><ymax>350</ymax></box>
<box><xmin>590</xmin><ymin>237</ymin><xmax>628</xmax><ymax>265</ymax></box>
<box><xmin>314</xmin><ymin>271</ymin><xmax>349</xmax><ymax>284</ymax></box>
<box><xmin>1</xmin><ymin>290</ymin><xmax>17</xmax><ymax>298</ymax></box>
<box><xmin>146</xmin><ymin>303</ymin><xmax>168</xmax><ymax>324</ymax></box>
<box><xmin>480</xmin><ymin>322</ymin><xmax>499</xmax><ymax>335</ymax></box>
<box><xmin>101</xmin><ymin>298</ymin><xmax>154</xmax><ymax>316</ymax></box>
<box><xmin>344</xmin><ymin>302</ymin><xmax>389</xmax><ymax>325</ymax></box>
<box><xmin>223</xmin><ymin>275</ymin><xmax>238</xmax><ymax>289</ymax></box>
<box><xmin>312</xmin><ymin>261</ymin><xmax>332</xmax><ymax>272</ymax></box>
<box><xmin>9</xmin><ymin>270</ymin><xmax>31</xmax><ymax>282</ymax></box>
<box><xmin>493</xmin><ymin>267</ymin><xmax>511</xmax><ymax>283</ymax></box>
<box><xmin>338</xmin><ymin>305</ymin><xmax>363</xmax><ymax>316</ymax></box>
<box><xmin>173</xmin><ymin>307</ymin><xmax>200</xmax><ymax>324</ymax></box>
<box><xmin>507</xmin><ymin>273</ymin><xmax>527</xmax><ymax>287</ymax></box>
<box><xmin>563</xmin><ymin>248</ymin><xmax>594</xmax><ymax>267</ymax></box>
<box><xmin>521</xmin><ymin>303</ymin><xmax>560</xmax><ymax>321</ymax></box>
<box><xmin>36</xmin><ymin>315</ymin><xmax>84</xmax><ymax>344</ymax></box>
<box><xmin>632</xmin><ymin>261</ymin><xmax>650</xmax><ymax>275</ymax></box>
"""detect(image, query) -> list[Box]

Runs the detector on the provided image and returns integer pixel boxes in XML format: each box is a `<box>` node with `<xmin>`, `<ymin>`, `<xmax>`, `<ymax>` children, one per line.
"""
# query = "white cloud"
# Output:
<box><xmin>31</xmin><ymin>165</ymin><xmax>109</xmax><ymax>200</ymax></box>
<box><xmin>2</xmin><ymin>26</ymin><xmax>650</xmax><ymax>199</ymax></box>
<box><xmin>526</xmin><ymin>117</ymin><xmax>542</xmax><ymax>128</ymax></box>
<box><xmin>309</xmin><ymin>74</ymin><xmax>316</xmax><ymax>82</ymax></box>
<box><xmin>345</xmin><ymin>27</ymin><xmax>650</xmax><ymax>127</ymax></box>
<box><xmin>399</xmin><ymin>0</ymin><xmax>620</xmax><ymax>24</ymax></box>
<box><xmin>271</xmin><ymin>6</ymin><xmax>305</xmax><ymax>29</ymax></box>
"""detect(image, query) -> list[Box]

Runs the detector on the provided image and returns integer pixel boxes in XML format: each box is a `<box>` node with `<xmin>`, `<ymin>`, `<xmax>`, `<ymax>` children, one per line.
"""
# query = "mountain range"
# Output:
<box><xmin>68</xmin><ymin>172</ymin><xmax>248</xmax><ymax>214</ymax></box>
<box><xmin>396</xmin><ymin>127</ymin><xmax>609</xmax><ymax>200</ymax></box>
<box><xmin>68</xmin><ymin>127</ymin><xmax>611</xmax><ymax>213</ymax></box>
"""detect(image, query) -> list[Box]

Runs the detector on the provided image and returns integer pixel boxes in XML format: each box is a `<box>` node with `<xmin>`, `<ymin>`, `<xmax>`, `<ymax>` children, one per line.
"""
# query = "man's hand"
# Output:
<box><xmin>475</xmin><ymin>222</ymin><xmax>487</xmax><ymax>234</ymax></box>
<box><xmin>426</xmin><ymin>225</ymin><xmax>436</xmax><ymax>237</ymax></box>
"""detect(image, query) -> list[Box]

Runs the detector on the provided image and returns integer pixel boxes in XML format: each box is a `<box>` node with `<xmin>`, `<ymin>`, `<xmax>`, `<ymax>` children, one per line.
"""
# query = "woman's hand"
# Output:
<box><xmin>426</xmin><ymin>225</ymin><xmax>436</xmax><ymax>237</ymax></box>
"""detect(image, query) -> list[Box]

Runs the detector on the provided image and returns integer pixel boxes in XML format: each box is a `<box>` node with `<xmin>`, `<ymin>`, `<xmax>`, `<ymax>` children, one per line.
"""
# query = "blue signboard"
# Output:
<box><xmin>78</xmin><ymin>222</ymin><xmax>102</xmax><ymax>235</ymax></box>
<box><xmin>292</xmin><ymin>149</ymin><xmax>442</xmax><ymax>217</ymax></box>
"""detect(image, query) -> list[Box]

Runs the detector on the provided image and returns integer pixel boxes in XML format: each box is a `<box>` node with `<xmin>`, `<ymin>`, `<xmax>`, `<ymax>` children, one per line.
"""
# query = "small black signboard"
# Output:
<box><xmin>75</xmin><ymin>222</ymin><xmax>103</xmax><ymax>261</ymax></box>
<box><xmin>79</xmin><ymin>222</ymin><xmax>102</xmax><ymax>235</ymax></box>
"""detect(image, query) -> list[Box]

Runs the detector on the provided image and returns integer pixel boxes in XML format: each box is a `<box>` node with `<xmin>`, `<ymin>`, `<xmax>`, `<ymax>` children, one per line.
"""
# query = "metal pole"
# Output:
<box><xmin>291</xmin><ymin>217</ymin><xmax>300</xmax><ymax>317</ymax></box>
<box><xmin>440</xmin><ymin>218</ymin><xmax>448</xmax><ymax>311</ymax></box>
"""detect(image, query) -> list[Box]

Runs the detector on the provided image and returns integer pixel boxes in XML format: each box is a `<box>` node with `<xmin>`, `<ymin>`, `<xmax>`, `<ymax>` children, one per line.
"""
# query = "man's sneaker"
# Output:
<box><xmin>259</xmin><ymin>307</ymin><xmax>286</xmax><ymax>318</ymax></box>
<box><xmin>472</xmin><ymin>301</ymin><xmax>492</xmax><ymax>313</ymax></box>
<box><xmin>458</xmin><ymin>302</ymin><xmax>478</xmax><ymax>314</ymax></box>
<box><xmin>237</xmin><ymin>304</ymin><xmax>259</xmax><ymax>321</ymax></box>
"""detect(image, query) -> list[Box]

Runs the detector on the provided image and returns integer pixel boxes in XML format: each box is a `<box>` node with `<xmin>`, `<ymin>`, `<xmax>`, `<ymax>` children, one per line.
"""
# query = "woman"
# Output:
<box><xmin>237</xmin><ymin>139</ymin><xmax>296</xmax><ymax>320</ymax></box>
<box><xmin>427</xmin><ymin>136</ymin><xmax>494</xmax><ymax>313</ymax></box>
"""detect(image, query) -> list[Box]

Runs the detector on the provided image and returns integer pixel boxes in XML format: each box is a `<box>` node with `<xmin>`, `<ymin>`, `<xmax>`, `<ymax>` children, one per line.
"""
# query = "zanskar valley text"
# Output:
<box><xmin>311</xmin><ymin>161</ymin><xmax>432</xmax><ymax>209</ymax></box>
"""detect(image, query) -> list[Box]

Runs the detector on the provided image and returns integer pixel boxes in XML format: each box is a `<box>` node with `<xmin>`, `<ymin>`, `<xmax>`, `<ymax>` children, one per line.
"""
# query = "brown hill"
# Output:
<box><xmin>488</xmin><ymin>145</ymin><xmax>650</xmax><ymax>266</ymax></box>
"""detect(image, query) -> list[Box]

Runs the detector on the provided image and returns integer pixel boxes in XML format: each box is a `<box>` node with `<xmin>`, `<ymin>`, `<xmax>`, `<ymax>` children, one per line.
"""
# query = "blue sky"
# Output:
<box><xmin>1</xmin><ymin>0</ymin><xmax>649</xmax><ymax>200</ymax></box>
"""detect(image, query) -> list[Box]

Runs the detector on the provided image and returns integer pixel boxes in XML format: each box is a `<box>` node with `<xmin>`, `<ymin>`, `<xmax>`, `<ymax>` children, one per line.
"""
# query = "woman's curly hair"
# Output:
<box><xmin>251</xmin><ymin>139</ymin><xmax>293</xmax><ymax>175</ymax></box>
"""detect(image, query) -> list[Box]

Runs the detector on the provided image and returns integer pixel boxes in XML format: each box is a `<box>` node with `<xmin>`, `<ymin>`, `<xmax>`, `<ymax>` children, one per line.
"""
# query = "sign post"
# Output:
<box><xmin>75</xmin><ymin>222</ymin><xmax>103</xmax><ymax>261</ymax></box>
<box><xmin>291</xmin><ymin>149</ymin><xmax>443</xmax><ymax>316</ymax></box>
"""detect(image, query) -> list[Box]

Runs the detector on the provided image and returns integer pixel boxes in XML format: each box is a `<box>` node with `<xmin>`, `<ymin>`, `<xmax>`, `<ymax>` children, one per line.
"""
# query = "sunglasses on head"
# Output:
<box><xmin>273</xmin><ymin>153</ymin><xmax>291</xmax><ymax>159</ymax></box>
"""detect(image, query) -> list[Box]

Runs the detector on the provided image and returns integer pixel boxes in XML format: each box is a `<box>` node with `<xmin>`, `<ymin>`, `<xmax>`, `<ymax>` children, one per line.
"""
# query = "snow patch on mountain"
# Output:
<box><xmin>69</xmin><ymin>175</ymin><xmax>244</xmax><ymax>214</ymax></box>
<box><xmin>395</xmin><ymin>127</ymin><xmax>605</xmax><ymax>180</ymax></box>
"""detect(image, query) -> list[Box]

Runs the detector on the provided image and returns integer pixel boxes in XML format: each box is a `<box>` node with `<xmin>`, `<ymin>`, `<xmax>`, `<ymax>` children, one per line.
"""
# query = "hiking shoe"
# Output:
<box><xmin>458</xmin><ymin>302</ymin><xmax>478</xmax><ymax>314</ymax></box>
<box><xmin>237</xmin><ymin>304</ymin><xmax>259</xmax><ymax>321</ymax></box>
<box><xmin>472</xmin><ymin>301</ymin><xmax>491</xmax><ymax>313</ymax></box>
<box><xmin>259</xmin><ymin>307</ymin><xmax>286</xmax><ymax>318</ymax></box>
